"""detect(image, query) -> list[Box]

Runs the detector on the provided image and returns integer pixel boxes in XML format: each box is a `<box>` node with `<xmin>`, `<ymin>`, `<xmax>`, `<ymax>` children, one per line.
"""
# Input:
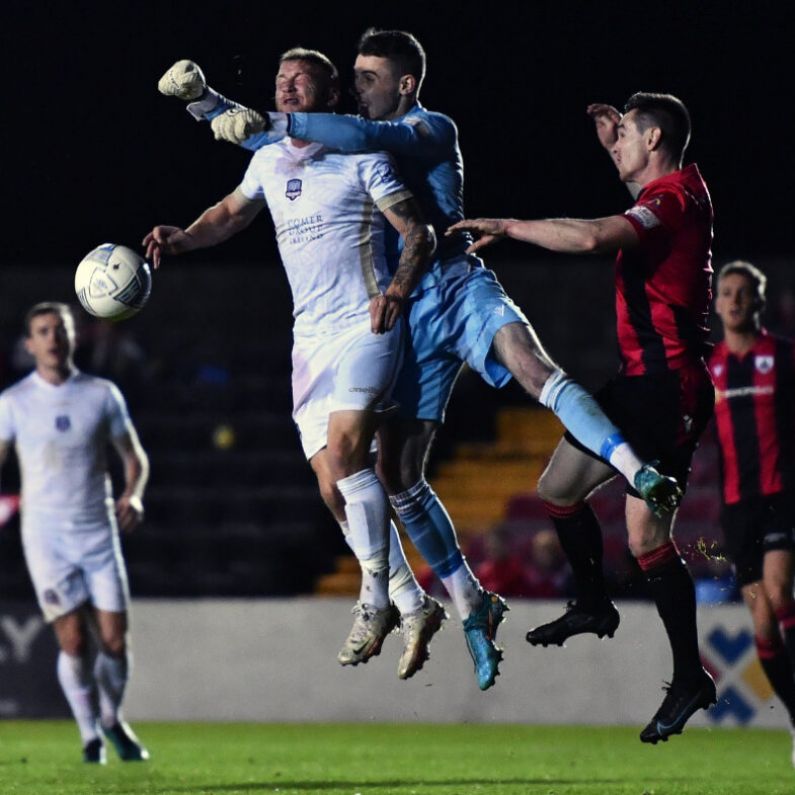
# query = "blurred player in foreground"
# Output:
<box><xmin>711</xmin><ymin>261</ymin><xmax>795</xmax><ymax>765</ymax></box>
<box><xmin>449</xmin><ymin>93</ymin><xmax>716</xmax><ymax>741</ymax></box>
<box><xmin>158</xmin><ymin>30</ymin><xmax>679</xmax><ymax>691</ymax></box>
<box><xmin>0</xmin><ymin>303</ymin><xmax>149</xmax><ymax>763</ymax></box>
<box><xmin>146</xmin><ymin>48</ymin><xmax>443</xmax><ymax>680</ymax></box>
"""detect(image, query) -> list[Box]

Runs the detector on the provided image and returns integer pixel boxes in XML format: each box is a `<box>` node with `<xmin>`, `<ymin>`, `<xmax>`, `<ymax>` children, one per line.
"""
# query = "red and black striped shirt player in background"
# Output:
<box><xmin>449</xmin><ymin>93</ymin><xmax>716</xmax><ymax>743</ymax></box>
<box><xmin>711</xmin><ymin>260</ymin><xmax>795</xmax><ymax>765</ymax></box>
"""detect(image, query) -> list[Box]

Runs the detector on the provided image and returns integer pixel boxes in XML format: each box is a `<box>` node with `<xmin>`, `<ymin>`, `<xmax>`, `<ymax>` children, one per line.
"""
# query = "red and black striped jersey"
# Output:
<box><xmin>710</xmin><ymin>331</ymin><xmax>795</xmax><ymax>504</ymax></box>
<box><xmin>616</xmin><ymin>164</ymin><xmax>714</xmax><ymax>375</ymax></box>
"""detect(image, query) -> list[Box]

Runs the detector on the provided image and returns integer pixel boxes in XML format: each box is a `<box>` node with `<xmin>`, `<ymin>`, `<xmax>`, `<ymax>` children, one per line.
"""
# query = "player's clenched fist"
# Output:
<box><xmin>158</xmin><ymin>59</ymin><xmax>206</xmax><ymax>100</ymax></box>
<box><xmin>210</xmin><ymin>108</ymin><xmax>267</xmax><ymax>144</ymax></box>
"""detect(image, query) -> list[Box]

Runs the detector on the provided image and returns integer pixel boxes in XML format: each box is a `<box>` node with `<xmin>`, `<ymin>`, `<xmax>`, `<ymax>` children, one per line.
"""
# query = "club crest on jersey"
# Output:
<box><xmin>55</xmin><ymin>415</ymin><xmax>71</xmax><ymax>432</ymax></box>
<box><xmin>286</xmin><ymin>178</ymin><xmax>303</xmax><ymax>201</ymax></box>
<box><xmin>43</xmin><ymin>589</ymin><xmax>60</xmax><ymax>605</ymax></box>
<box><xmin>755</xmin><ymin>355</ymin><xmax>774</xmax><ymax>374</ymax></box>
<box><xmin>712</xmin><ymin>363</ymin><xmax>724</xmax><ymax>378</ymax></box>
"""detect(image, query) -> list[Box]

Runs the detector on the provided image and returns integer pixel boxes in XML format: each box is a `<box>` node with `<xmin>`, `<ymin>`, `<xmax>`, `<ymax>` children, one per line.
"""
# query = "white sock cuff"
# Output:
<box><xmin>337</xmin><ymin>468</ymin><xmax>379</xmax><ymax>498</ymax></box>
<box><xmin>538</xmin><ymin>369</ymin><xmax>569</xmax><ymax>410</ymax></box>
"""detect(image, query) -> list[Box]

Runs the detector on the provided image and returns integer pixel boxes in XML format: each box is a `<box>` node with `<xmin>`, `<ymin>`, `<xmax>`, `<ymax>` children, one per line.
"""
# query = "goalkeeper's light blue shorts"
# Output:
<box><xmin>393</xmin><ymin>258</ymin><xmax>528</xmax><ymax>423</ymax></box>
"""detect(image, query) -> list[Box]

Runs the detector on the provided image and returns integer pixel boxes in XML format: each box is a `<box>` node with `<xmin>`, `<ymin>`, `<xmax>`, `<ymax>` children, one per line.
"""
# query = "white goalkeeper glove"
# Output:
<box><xmin>157</xmin><ymin>59</ymin><xmax>207</xmax><ymax>101</ymax></box>
<box><xmin>210</xmin><ymin>108</ymin><xmax>290</xmax><ymax>147</ymax></box>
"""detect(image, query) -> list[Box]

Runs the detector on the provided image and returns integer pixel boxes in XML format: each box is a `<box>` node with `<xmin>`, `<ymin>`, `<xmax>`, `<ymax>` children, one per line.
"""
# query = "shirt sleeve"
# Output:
<box><xmin>239</xmin><ymin>154</ymin><xmax>266</xmax><ymax>201</ymax></box>
<box><xmin>105</xmin><ymin>383</ymin><xmax>132</xmax><ymax>440</ymax></box>
<box><xmin>0</xmin><ymin>393</ymin><xmax>14</xmax><ymax>443</ymax></box>
<box><xmin>289</xmin><ymin>111</ymin><xmax>455</xmax><ymax>158</ymax></box>
<box><xmin>357</xmin><ymin>154</ymin><xmax>413</xmax><ymax>210</ymax></box>
<box><xmin>623</xmin><ymin>187</ymin><xmax>689</xmax><ymax>244</ymax></box>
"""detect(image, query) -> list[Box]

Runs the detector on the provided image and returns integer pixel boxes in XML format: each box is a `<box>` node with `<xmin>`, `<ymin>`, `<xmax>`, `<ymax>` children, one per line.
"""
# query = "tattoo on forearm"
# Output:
<box><xmin>388</xmin><ymin>201</ymin><xmax>435</xmax><ymax>297</ymax></box>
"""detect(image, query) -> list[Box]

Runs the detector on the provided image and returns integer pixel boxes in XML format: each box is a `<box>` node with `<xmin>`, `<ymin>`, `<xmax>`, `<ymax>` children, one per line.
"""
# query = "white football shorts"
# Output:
<box><xmin>21</xmin><ymin>512</ymin><xmax>130</xmax><ymax>622</ymax></box>
<box><xmin>291</xmin><ymin>318</ymin><xmax>403</xmax><ymax>460</ymax></box>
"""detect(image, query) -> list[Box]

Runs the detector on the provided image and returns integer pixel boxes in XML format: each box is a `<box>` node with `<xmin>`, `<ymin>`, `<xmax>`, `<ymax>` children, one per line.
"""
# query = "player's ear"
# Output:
<box><xmin>399</xmin><ymin>74</ymin><xmax>417</xmax><ymax>96</ymax></box>
<box><xmin>326</xmin><ymin>83</ymin><xmax>340</xmax><ymax>108</ymax></box>
<box><xmin>647</xmin><ymin>126</ymin><xmax>662</xmax><ymax>152</ymax></box>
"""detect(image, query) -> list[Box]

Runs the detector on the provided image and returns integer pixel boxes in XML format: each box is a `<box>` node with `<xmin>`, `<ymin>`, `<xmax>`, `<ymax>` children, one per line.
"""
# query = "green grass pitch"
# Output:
<box><xmin>0</xmin><ymin>722</ymin><xmax>792</xmax><ymax>794</ymax></box>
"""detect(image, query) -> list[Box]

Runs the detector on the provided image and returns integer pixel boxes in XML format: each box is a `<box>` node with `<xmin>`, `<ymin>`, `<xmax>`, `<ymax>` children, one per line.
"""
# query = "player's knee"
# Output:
<box><xmin>100</xmin><ymin>634</ymin><xmax>127</xmax><ymax>658</ymax></box>
<box><xmin>325</xmin><ymin>436</ymin><xmax>366</xmax><ymax>478</ymax></box>
<box><xmin>316</xmin><ymin>474</ymin><xmax>345</xmax><ymax>516</ymax></box>
<box><xmin>536</xmin><ymin>470</ymin><xmax>572</xmax><ymax>505</ymax></box>
<box><xmin>58</xmin><ymin>630</ymin><xmax>89</xmax><ymax>658</ymax></box>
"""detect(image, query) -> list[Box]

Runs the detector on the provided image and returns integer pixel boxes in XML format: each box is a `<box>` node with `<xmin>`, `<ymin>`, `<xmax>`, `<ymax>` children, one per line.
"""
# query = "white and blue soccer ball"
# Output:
<box><xmin>75</xmin><ymin>243</ymin><xmax>152</xmax><ymax>320</ymax></box>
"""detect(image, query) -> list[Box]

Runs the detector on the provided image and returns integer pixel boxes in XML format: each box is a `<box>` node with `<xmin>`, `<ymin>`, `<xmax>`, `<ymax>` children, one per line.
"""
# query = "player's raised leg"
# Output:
<box><xmin>492</xmin><ymin>322</ymin><xmax>681</xmax><ymax>515</ymax></box>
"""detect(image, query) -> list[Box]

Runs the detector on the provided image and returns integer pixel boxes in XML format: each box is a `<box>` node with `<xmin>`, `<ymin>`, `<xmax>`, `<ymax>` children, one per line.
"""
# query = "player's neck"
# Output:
<box><xmin>36</xmin><ymin>362</ymin><xmax>74</xmax><ymax>386</ymax></box>
<box><xmin>383</xmin><ymin>96</ymin><xmax>418</xmax><ymax>121</ymax></box>
<box><xmin>635</xmin><ymin>155</ymin><xmax>681</xmax><ymax>189</ymax></box>
<box><xmin>723</xmin><ymin>326</ymin><xmax>759</xmax><ymax>355</ymax></box>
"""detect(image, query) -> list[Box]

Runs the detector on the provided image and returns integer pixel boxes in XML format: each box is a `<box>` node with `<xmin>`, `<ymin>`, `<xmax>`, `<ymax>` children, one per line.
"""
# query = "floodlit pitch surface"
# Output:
<box><xmin>0</xmin><ymin>722</ymin><xmax>791</xmax><ymax>794</ymax></box>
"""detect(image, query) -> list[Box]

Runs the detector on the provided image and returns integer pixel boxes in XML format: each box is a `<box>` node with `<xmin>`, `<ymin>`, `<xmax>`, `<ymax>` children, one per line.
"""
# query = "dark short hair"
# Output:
<box><xmin>24</xmin><ymin>302</ymin><xmax>73</xmax><ymax>336</ymax></box>
<box><xmin>624</xmin><ymin>92</ymin><xmax>691</xmax><ymax>163</ymax></box>
<box><xmin>357</xmin><ymin>28</ymin><xmax>426</xmax><ymax>90</ymax></box>
<box><xmin>717</xmin><ymin>260</ymin><xmax>767</xmax><ymax>311</ymax></box>
<box><xmin>279</xmin><ymin>47</ymin><xmax>339</xmax><ymax>87</ymax></box>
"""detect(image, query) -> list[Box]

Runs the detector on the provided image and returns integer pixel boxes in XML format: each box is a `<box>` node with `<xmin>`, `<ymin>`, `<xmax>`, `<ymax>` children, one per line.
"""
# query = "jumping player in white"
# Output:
<box><xmin>0</xmin><ymin>303</ymin><xmax>150</xmax><ymax>763</ymax></box>
<box><xmin>145</xmin><ymin>48</ymin><xmax>442</xmax><ymax>679</ymax></box>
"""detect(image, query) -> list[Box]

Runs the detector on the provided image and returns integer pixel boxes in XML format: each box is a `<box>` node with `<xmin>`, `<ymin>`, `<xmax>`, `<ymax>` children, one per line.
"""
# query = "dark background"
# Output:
<box><xmin>1</xmin><ymin>0</ymin><xmax>792</xmax><ymax>268</ymax></box>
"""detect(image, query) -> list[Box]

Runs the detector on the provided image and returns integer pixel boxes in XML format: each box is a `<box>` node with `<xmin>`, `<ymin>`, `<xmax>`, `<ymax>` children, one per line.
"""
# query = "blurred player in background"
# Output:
<box><xmin>450</xmin><ymin>92</ymin><xmax>716</xmax><ymax>741</ymax></box>
<box><xmin>711</xmin><ymin>260</ymin><xmax>795</xmax><ymax>764</ymax></box>
<box><xmin>146</xmin><ymin>48</ymin><xmax>443</xmax><ymax>681</ymax></box>
<box><xmin>158</xmin><ymin>30</ymin><xmax>678</xmax><ymax>692</ymax></box>
<box><xmin>0</xmin><ymin>303</ymin><xmax>149</xmax><ymax>763</ymax></box>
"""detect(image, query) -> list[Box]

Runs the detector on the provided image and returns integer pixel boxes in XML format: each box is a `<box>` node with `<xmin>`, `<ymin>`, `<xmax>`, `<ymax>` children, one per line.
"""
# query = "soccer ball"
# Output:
<box><xmin>75</xmin><ymin>244</ymin><xmax>152</xmax><ymax>320</ymax></box>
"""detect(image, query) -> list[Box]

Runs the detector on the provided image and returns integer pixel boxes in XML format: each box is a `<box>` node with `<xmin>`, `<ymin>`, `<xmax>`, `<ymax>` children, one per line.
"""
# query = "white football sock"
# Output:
<box><xmin>94</xmin><ymin>650</ymin><xmax>130</xmax><ymax>729</ymax></box>
<box><xmin>387</xmin><ymin>522</ymin><xmax>426</xmax><ymax>616</ymax></box>
<box><xmin>57</xmin><ymin>651</ymin><xmax>99</xmax><ymax>745</ymax></box>
<box><xmin>339</xmin><ymin>519</ymin><xmax>425</xmax><ymax>615</ymax></box>
<box><xmin>441</xmin><ymin>559</ymin><xmax>484</xmax><ymax>620</ymax></box>
<box><xmin>337</xmin><ymin>469</ymin><xmax>390</xmax><ymax>609</ymax></box>
<box><xmin>606</xmin><ymin>442</ymin><xmax>644</xmax><ymax>483</ymax></box>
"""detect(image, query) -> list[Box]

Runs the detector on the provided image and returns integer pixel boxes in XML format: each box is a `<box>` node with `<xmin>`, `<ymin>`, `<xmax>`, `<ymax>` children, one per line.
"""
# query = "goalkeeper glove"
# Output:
<box><xmin>210</xmin><ymin>108</ymin><xmax>290</xmax><ymax>149</ymax></box>
<box><xmin>157</xmin><ymin>59</ymin><xmax>206</xmax><ymax>101</ymax></box>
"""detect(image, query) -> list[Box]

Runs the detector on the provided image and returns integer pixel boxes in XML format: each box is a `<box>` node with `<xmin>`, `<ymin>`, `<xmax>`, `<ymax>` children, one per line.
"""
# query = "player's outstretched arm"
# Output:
<box><xmin>157</xmin><ymin>60</ymin><xmax>289</xmax><ymax>149</ymax></box>
<box><xmin>210</xmin><ymin>107</ymin><xmax>453</xmax><ymax>157</ymax></box>
<box><xmin>372</xmin><ymin>198</ymin><xmax>436</xmax><ymax>334</ymax></box>
<box><xmin>446</xmin><ymin>215</ymin><xmax>638</xmax><ymax>255</ymax></box>
<box><xmin>142</xmin><ymin>189</ymin><xmax>265</xmax><ymax>268</ymax></box>
<box><xmin>112</xmin><ymin>428</ymin><xmax>149</xmax><ymax>533</ymax></box>
<box><xmin>287</xmin><ymin>111</ymin><xmax>453</xmax><ymax>157</ymax></box>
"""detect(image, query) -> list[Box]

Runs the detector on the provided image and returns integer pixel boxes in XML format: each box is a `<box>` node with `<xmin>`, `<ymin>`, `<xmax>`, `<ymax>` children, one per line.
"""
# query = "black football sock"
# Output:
<box><xmin>638</xmin><ymin>542</ymin><xmax>702</xmax><ymax>685</ymax></box>
<box><xmin>543</xmin><ymin>501</ymin><xmax>607</xmax><ymax>611</ymax></box>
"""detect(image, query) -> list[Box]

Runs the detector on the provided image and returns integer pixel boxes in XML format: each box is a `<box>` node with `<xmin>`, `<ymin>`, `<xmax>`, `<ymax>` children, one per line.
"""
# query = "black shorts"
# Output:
<box><xmin>721</xmin><ymin>493</ymin><xmax>795</xmax><ymax>587</ymax></box>
<box><xmin>565</xmin><ymin>366</ymin><xmax>714</xmax><ymax>497</ymax></box>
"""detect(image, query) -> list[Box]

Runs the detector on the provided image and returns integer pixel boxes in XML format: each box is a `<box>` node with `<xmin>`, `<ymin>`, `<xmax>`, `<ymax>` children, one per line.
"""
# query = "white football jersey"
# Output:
<box><xmin>239</xmin><ymin>139</ymin><xmax>412</xmax><ymax>337</ymax></box>
<box><xmin>0</xmin><ymin>370</ymin><xmax>131</xmax><ymax>523</ymax></box>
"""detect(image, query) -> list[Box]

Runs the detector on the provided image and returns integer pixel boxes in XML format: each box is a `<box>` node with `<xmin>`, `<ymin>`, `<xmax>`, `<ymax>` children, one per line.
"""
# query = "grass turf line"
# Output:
<box><xmin>0</xmin><ymin>722</ymin><xmax>792</xmax><ymax>794</ymax></box>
